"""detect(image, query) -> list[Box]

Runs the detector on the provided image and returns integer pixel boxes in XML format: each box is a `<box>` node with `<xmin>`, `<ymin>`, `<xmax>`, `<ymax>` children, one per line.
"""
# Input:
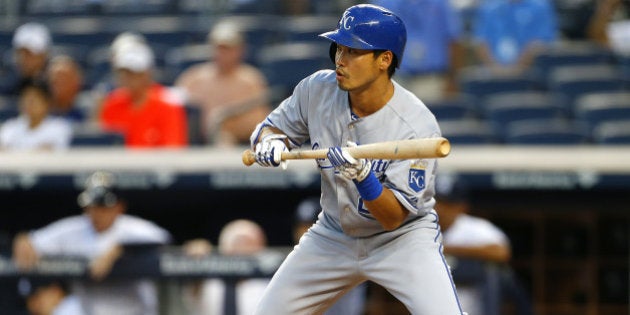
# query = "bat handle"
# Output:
<box><xmin>242</xmin><ymin>150</ymin><xmax>256</xmax><ymax>166</ymax></box>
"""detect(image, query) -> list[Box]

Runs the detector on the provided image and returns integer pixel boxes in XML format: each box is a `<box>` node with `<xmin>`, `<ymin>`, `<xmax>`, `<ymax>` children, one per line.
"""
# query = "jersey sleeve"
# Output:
<box><xmin>384</xmin><ymin>155</ymin><xmax>438</xmax><ymax>216</ymax></box>
<box><xmin>29</xmin><ymin>217</ymin><xmax>78</xmax><ymax>255</ymax></box>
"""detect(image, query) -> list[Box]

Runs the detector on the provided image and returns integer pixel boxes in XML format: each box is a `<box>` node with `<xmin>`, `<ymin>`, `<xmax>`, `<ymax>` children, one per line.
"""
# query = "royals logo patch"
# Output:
<box><xmin>408</xmin><ymin>161</ymin><xmax>426</xmax><ymax>192</ymax></box>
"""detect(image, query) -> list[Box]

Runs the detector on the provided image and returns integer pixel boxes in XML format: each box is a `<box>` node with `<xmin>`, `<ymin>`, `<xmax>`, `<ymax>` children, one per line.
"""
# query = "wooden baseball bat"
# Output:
<box><xmin>242</xmin><ymin>137</ymin><xmax>450</xmax><ymax>166</ymax></box>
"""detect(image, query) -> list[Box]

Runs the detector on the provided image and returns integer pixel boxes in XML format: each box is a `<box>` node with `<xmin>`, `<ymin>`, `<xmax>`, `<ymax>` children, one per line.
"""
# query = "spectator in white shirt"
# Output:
<box><xmin>0</xmin><ymin>81</ymin><xmax>72</xmax><ymax>151</ymax></box>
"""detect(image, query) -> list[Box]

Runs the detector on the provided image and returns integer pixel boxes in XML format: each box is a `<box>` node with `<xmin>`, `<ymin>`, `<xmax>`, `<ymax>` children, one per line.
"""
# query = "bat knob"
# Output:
<box><xmin>242</xmin><ymin>150</ymin><xmax>256</xmax><ymax>166</ymax></box>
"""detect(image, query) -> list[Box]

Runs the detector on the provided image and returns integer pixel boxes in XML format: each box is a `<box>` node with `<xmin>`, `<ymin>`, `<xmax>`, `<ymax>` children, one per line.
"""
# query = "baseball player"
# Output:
<box><xmin>249</xmin><ymin>4</ymin><xmax>465</xmax><ymax>314</ymax></box>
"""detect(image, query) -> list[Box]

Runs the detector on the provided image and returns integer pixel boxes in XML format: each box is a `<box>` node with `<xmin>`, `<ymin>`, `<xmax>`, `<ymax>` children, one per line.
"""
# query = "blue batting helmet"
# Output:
<box><xmin>319</xmin><ymin>4</ymin><xmax>407</xmax><ymax>68</ymax></box>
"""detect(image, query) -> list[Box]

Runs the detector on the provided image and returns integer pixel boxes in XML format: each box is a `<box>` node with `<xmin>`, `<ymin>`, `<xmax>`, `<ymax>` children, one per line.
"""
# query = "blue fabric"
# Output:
<box><xmin>472</xmin><ymin>0</ymin><xmax>558</xmax><ymax>65</ymax></box>
<box><xmin>371</xmin><ymin>0</ymin><xmax>463</xmax><ymax>74</ymax></box>
<box><xmin>354</xmin><ymin>172</ymin><xmax>383</xmax><ymax>201</ymax></box>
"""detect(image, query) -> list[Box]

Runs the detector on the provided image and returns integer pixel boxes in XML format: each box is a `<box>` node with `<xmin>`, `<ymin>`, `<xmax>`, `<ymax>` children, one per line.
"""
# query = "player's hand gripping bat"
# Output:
<box><xmin>242</xmin><ymin>137</ymin><xmax>451</xmax><ymax>166</ymax></box>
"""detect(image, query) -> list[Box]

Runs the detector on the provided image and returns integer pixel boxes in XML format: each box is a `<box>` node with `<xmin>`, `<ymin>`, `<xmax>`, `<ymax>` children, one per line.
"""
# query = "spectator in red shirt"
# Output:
<box><xmin>99</xmin><ymin>42</ymin><xmax>187</xmax><ymax>148</ymax></box>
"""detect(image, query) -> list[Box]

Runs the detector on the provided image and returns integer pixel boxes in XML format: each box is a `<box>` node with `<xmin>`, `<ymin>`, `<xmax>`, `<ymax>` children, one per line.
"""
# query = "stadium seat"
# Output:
<box><xmin>70</xmin><ymin>130</ymin><xmax>125</xmax><ymax>147</ymax></box>
<box><xmin>503</xmin><ymin>118</ymin><xmax>588</xmax><ymax>145</ymax></box>
<box><xmin>592</xmin><ymin>120</ymin><xmax>630</xmax><ymax>144</ymax></box>
<box><xmin>46</xmin><ymin>17</ymin><xmax>113</xmax><ymax>47</ymax></box>
<box><xmin>0</xmin><ymin>107</ymin><xmax>19</xmax><ymax>123</ymax></box>
<box><xmin>164</xmin><ymin>44</ymin><xmax>210</xmax><ymax>79</ymax></box>
<box><xmin>439</xmin><ymin>118</ymin><xmax>496</xmax><ymax>145</ymax></box>
<box><xmin>50</xmin><ymin>44</ymin><xmax>91</xmax><ymax>67</ymax></box>
<box><xmin>548</xmin><ymin>64</ymin><xmax>626</xmax><ymax>113</ymax></box>
<box><xmin>281</xmin><ymin>15</ymin><xmax>340</xmax><ymax>42</ymax></box>
<box><xmin>482</xmin><ymin>92</ymin><xmax>565</xmax><ymax>134</ymax></box>
<box><xmin>533</xmin><ymin>41</ymin><xmax>612</xmax><ymax>83</ymax></box>
<box><xmin>458</xmin><ymin>66</ymin><xmax>540</xmax><ymax>101</ymax></box>
<box><xmin>257</xmin><ymin>42</ymin><xmax>332</xmax><ymax>104</ymax></box>
<box><xmin>574</xmin><ymin>92</ymin><xmax>630</xmax><ymax>134</ymax></box>
<box><xmin>425</xmin><ymin>94</ymin><xmax>478</xmax><ymax>121</ymax></box>
<box><xmin>184</xmin><ymin>105</ymin><xmax>204</xmax><ymax>146</ymax></box>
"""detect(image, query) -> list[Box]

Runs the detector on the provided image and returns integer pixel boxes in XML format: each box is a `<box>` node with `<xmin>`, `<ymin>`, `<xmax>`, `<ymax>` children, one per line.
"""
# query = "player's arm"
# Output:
<box><xmin>443</xmin><ymin>243</ymin><xmax>512</xmax><ymax>263</ymax></box>
<box><xmin>12</xmin><ymin>232</ymin><xmax>39</xmax><ymax>270</ymax></box>
<box><xmin>327</xmin><ymin>143</ymin><xmax>409</xmax><ymax>230</ymax></box>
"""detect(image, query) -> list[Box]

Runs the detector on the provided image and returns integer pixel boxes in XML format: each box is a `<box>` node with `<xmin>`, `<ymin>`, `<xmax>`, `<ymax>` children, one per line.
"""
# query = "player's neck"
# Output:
<box><xmin>349</xmin><ymin>79</ymin><xmax>394</xmax><ymax>117</ymax></box>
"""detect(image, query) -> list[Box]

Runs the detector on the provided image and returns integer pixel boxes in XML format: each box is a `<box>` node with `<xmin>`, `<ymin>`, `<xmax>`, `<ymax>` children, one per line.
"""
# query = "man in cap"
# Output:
<box><xmin>434</xmin><ymin>174</ymin><xmax>514</xmax><ymax>315</ymax></box>
<box><xmin>3</xmin><ymin>23</ymin><xmax>52</xmax><ymax>96</ymax></box>
<box><xmin>99</xmin><ymin>42</ymin><xmax>188</xmax><ymax>147</ymax></box>
<box><xmin>175</xmin><ymin>19</ymin><xmax>271</xmax><ymax>146</ymax></box>
<box><xmin>12</xmin><ymin>171</ymin><xmax>171</xmax><ymax>315</ymax></box>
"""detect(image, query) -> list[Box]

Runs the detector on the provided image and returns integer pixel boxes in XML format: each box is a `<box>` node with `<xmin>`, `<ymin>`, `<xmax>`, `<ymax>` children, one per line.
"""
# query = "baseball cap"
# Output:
<box><xmin>110</xmin><ymin>31</ymin><xmax>147</xmax><ymax>56</ymax></box>
<box><xmin>112</xmin><ymin>42</ymin><xmax>154</xmax><ymax>72</ymax></box>
<box><xmin>295</xmin><ymin>197</ymin><xmax>321</xmax><ymax>224</ymax></box>
<box><xmin>17</xmin><ymin>277</ymin><xmax>69</xmax><ymax>298</ymax></box>
<box><xmin>77</xmin><ymin>171</ymin><xmax>120</xmax><ymax>208</ymax></box>
<box><xmin>208</xmin><ymin>20</ymin><xmax>244</xmax><ymax>47</ymax></box>
<box><xmin>434</xmin><ymin>175</ymin><xmax>469</xmax><ymax>203</ymax></box>
<box><xmin>12</xmin><ymin>22</ymin><xmax>52</xmax><ymax>54</ymax></box>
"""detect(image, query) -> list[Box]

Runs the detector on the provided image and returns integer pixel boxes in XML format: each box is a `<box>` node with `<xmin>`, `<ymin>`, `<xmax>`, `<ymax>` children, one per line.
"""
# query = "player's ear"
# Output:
<box><xmin>378</xmin><ymin>51</ymin><xmax>393</xmax><ymax>71</ymax></box>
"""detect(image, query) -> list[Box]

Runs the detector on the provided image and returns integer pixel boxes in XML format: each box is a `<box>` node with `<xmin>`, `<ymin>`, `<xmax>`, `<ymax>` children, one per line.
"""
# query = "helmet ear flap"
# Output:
<box><xmin>328</xmin><ymin>42</ymin><xmax>337</xmax><ymax>66</ymax></box>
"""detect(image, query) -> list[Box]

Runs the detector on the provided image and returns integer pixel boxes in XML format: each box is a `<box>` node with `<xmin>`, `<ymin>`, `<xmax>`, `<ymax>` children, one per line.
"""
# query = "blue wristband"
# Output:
<box><xmin>353</xmin><ymin>172</ymin><xmax>383</xmax><ymax>201</ymax></box>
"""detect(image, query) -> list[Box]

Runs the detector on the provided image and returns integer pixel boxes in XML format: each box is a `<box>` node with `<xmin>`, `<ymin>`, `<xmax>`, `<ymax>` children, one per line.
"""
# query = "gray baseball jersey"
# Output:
<box><xmin>252</xmin><ymin>70</ymin><xmax>465</xmax><ymax>314</ymax></box>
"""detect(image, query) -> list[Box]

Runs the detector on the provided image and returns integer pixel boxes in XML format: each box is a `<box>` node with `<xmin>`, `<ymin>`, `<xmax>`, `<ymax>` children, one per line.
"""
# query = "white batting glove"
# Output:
<box><xmin>255</xmin><ymin>134</ymin><xmax>288</xmax><ymax>168</ymax></box>
<box><xmin>327</xmin><ymin>141</ymin><xmax>372</xmax><ymax>182</ymax></box>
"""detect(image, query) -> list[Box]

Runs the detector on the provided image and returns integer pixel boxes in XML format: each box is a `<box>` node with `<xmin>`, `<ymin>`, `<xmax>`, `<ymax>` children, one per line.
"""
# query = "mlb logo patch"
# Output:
<box><xmin>408</xmin><ymin>164</ymin><xmax>426</xmax><ymax>192</ymax></box>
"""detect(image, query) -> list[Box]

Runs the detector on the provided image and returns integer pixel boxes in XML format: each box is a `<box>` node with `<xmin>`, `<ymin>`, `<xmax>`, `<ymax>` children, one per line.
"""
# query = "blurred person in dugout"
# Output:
<box><xmin>17</xmin><ymin>277</ymin><xmax>85</xmax><ymax>315</ymax></box>
<box><xmin>370</xmin><ymin>0</ymin><xmax>466</xmax><ymax>101</ymax></box>
<box><xmin>11</xmin><ymin>171</ymin><xmax>172</xmax><ymax>315</ymax></box>
<box><xmin>435</xmin><ymin>174</ymin><xmax>533</xmax><ymax>315</ymax></box>
<box><xmin>587</xmin><ymin>0</ymin><xmax>630</xmax><ymax>55</ymax></box>
<box><xmin>46</xmin><ymin>55</ymin><xmax>88</xmax><ymax>123</ymax></box>
<box><xmin>2</xmin><ymin>22</ymin><xmax>51</xmax><ymax>96</ymax></box>
<box><xmin>294</xmin><ymin>197</ymin><xmax>367</xmax><ymax>315</ymax></box>
<box><xmin>471</xmin><ymin>0</ymin><xmax>558</xmax><ymax>75</ymax></box>
<box><xmin>182</xmin><ymin>219</ymin><xmax>269</xmax><ymax>315</ymax></box>
<box><xmin>0</xmin><ymin>81</ymin><xmax>72</xmax><ymax>151</ymax></box>
<box><xmin>99</xmin><ymin>41</ymin><xmax>188</xmax><ymax>147</ymax></box>
<box><xmin>175</xmin><ymin>19</ymin><xmax>272</xmax><ymax>146</ymax></box>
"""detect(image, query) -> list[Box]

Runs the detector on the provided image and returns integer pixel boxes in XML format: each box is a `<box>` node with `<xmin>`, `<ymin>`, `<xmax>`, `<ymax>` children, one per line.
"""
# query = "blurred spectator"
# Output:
<box><xmin>587</xmin><ymin>0</ymin><xmax>630</xmax><ymax>55</ymax></box>
<box><xmin>471</xmin><ymin>0</ymin><xmax>558</xmax><ymax>75</ymax></box>
<box><xmin>2</xmin><ymin>23</ymin><xmax>52</xmax><ymax>96</ymax></box>
<box><xmin>175</xmin><ymin>19</ymin><xmax>271</xmax><ymax>146</ymax></box>
<box><xmin>17</xmin><ymin>277</ymin><xmax>85</xmax><ymax>315</ymax></box>
<box><xmin>46</xmin><ymin>55</ymin><xmax>87</xmax><ymax>123</ymax></box>
<box><xmin>182</xmin><ymin>219</ymin><xmax>269</xmax><ymax>315</ymax></box>
<box><xmin>0</xmin><ymin>81</ymin><xmax>72</xmax><ymax>151</ymax></box>
<box><xmin>12</xmin><ymin>171</ymin><xmax>172</xmax><ymax>315</ymax></box>
<box><xmin>371</xmin><ymin>0</ymin><xmax>465</xmax><ymax>100</ymax></box>
<box><xmin>100</xmin><ymin>42</ymin><xmax>188</xmax><ymax>148</ymax></box>
<box><xmin>435</xmin><ymin>174</ymin><xmax>532</xmax><ymax>315</ymax></box>
<box><xmin>293</xmin><ymin>197</ymin><xmax>367</xmax><ymax>315</ymax></box>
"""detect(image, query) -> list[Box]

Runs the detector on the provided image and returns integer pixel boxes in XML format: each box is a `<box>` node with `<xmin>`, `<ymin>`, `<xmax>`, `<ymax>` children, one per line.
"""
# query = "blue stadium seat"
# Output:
<box><xmin>71</xmin><ymin>130</ymin><xmax>125</xmax><ymax>147</ymax></box>
<box><xmin>184</xmin><ymin>105</ymin><xmax>204</xmax><ymax>146</ymax></box>
<box><xmin>46</xmin><ymin>18</ymin><xmax>113</xmax><ymax>47</ymax></box>
<box><xmin>503</xmin><ymin>118</ymin><xmax>588</xmax><ymax>145</ymax></box>
<box><xmin>482</xmin><ymin>92</ymin><xmax>565</xmax><ymax>135</ymax></box>
<box><xmin>84</xmin><ymin>46</ymin><xmax>112</xmax><ymax>89</ymax></box>
<box><xmin>574</xmin><ymin>92</ymin><xmax>630</xmax><ymax>134</ymax></box>
<box><xmin>425</xmin><ymin>94</ymin><xmax>478</xmax><ymax>121</ymax></box>
<box><xmin>548</xmin><ymin>65</ymin><xmax>626</xmax><ymax>113</ymax></box>
<box><xmin>458</xmin><ymin>66</ymin><xmax>540</xmax><ymax>101</ymax></box>
<box><xmin>0</xmin><ymin>107</ymin><xmax>19</xmax><ymax>123</ymax></box>
<box><xmin>257</xmin><ymin>42</ymin><xmax>332</xmax><ymax>104</ymax></box>
<box><xmin>50</xmin><ymin>44</ymin><xmax>91</xmax><ymax>67</ymax></box>
<box><xmin>592</xmin><ymin>120</ymin><xmax>630</xmax><ymax>144</ymax></box>
<box><xmin>282</xmin><ymin>15</ymin><xmax>339</xmax><ymax>42</ymax></box>
<box><xmin>439</xmin><ymin>118</ymin><xmax>496</xmax><ymax>145</ymax></box>
<box><xmin>533</xmin><ymin>41</ymin><xmax>613</xmax><ymax>84</ymax></box>
<box><xmin>164</xmin><ymin>44</ymin><xmax>209</xmax><ymax>79</ymax></box>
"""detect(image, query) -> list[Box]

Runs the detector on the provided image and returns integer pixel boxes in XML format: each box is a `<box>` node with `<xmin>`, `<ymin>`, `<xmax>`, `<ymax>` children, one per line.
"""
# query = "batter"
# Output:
<box><xmin>250</xmin><ymin>4</ymin><xmax>465</xmax><ymax>314</ymax></box>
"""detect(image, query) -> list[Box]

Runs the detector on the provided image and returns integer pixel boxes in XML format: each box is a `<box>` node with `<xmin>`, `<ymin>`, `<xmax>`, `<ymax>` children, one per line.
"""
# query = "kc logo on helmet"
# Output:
<box><xmin>341</xmin><ymin>11</ymin><xmax>355</xmax><ymax>30</ymax></box>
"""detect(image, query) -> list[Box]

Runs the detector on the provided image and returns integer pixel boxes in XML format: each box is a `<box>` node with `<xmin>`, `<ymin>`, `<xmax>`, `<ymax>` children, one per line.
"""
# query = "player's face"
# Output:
<box><xmin>334</xmin><ymin>44</ymin><xmax>383</xmax><ymax>92</ymax></box>
<box><xmin>86</xmin><ymin>203</ymin><xmax>123</xmax><ymax>233</ymax></box>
